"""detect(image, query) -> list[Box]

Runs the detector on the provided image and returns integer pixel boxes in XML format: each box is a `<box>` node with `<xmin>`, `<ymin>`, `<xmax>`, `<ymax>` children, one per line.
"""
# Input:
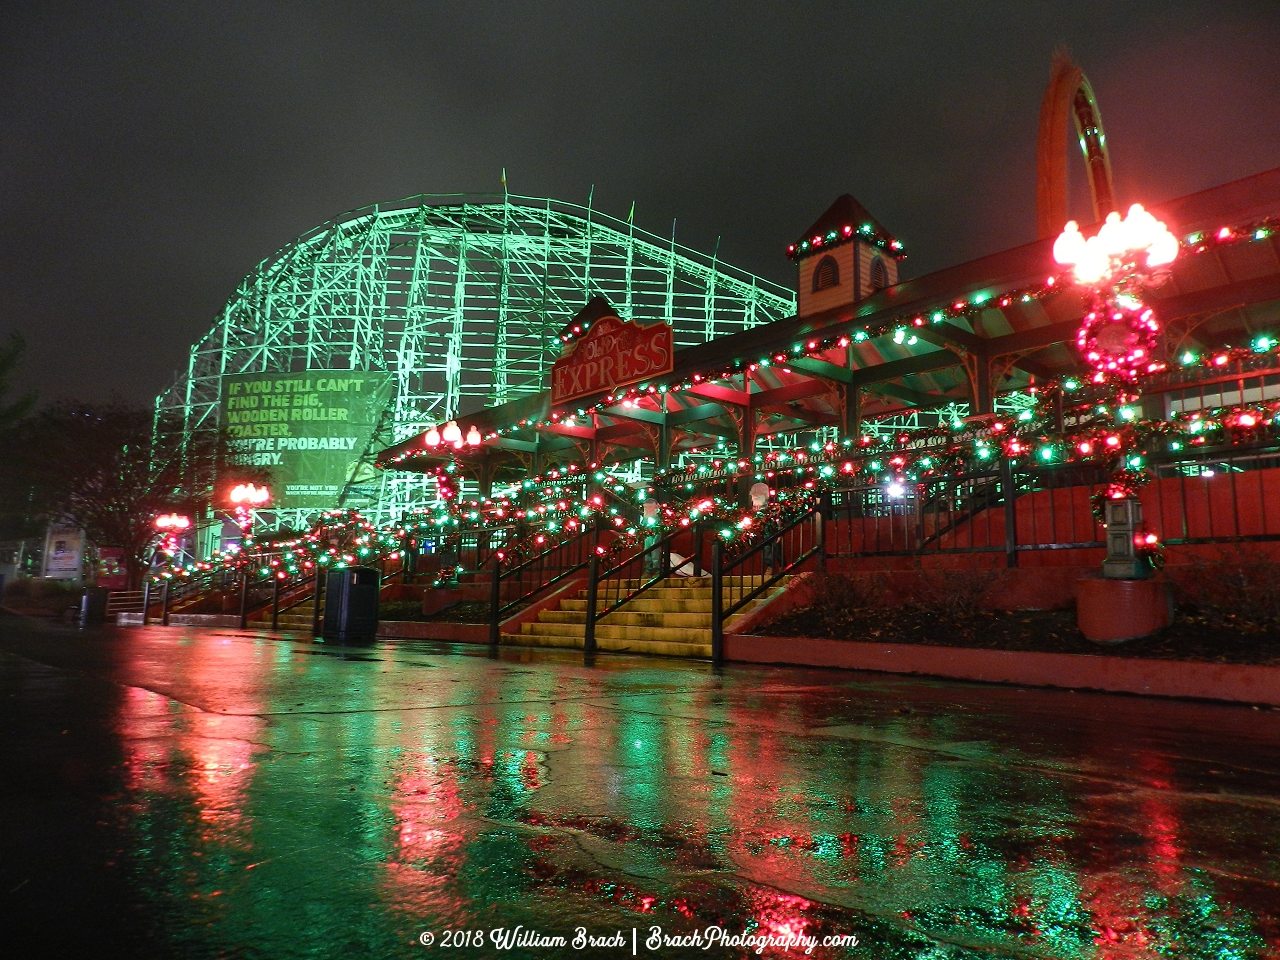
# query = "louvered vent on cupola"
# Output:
<box><xmin>812</xmin><ymin>256</ymin><xmax>839</xmax><ymax>291</ymax></box>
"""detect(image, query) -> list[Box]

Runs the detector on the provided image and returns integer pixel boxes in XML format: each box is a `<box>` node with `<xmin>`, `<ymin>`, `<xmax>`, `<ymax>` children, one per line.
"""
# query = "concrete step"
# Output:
<box><xmin>573</xmin><ymin>587</ymin><xmax>739</xmax><ymax>601</ymax></box>
<box><xmin>489</xmin><ymin>573</ymin><xmax>792</xmax><ymax>660</ymax></box>
<box><xmin>521</xmin><ymin>621</ymin><xmax>712</xmax><ymax>644</ymax></box>
<box><xmin>572</xmin><ymin>587</ymin><xmax>780</xmax><ymax>603</ymax></box>
<box><xmin>499</xmin><ymin>632</ymin><xmax>712</xmax><ymax>659</ymax></box>
<box><xmin>558</xmin><ymin>597</ymin><xmax>714</xmax><ymax>613</ymax></box>
<box><xmin>539</xmin><ymin>609</ymin><xmax>713</xmax><ymax>628</ymax></box>
<box><xmin>600</xmin><ymin>576</ymin><xmax>767</xmax><ymax>589</ymax></box>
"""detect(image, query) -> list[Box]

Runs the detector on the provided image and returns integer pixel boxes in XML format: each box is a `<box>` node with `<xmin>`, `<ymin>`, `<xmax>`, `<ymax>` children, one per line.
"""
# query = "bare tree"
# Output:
<box><xmin>12</xmin><ymin>403</ymin><xmax>268</xmax><ymax>588</ymax></box>
<box><xmin>0</xmin><ymin>334</ymin><xmax>35</xmax><ymax>430</ymax></box>
<box><xmin>0</xmin><ymin>334</ymin><xmax>39</xmax><ymax>539</ymax></box>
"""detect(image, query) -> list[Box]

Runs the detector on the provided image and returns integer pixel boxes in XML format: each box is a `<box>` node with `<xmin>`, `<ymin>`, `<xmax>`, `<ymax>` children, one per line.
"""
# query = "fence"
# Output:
<box><xmin>825</xmin><ymin>442</ymin><xmax>1280</xmax><ymax>564</ymax></box>
<box><xmin>487</xmin><ymin>523</ymin><xmax>601</xmax><ymax>644</ymax></box>
<box><xmin>709</xmin><ymin>505</ymin><xmax>824</xmax><ymax>662</ymax></box>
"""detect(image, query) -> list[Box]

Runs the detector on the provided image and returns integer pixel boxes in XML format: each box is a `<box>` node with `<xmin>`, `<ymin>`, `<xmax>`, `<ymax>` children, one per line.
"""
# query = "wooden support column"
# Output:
<box><xmin>734</xmin><ymin>404</ymin><xmax>756</xmax><ymax>506</ymax></box>
<box><xmin>531</xmin><ymin>435</ymin><xmax>543</xmax><ymax>476</ymax></box>
<box><xmin>839</xmin><ymin>383</ymin><xmax>862</xmax><ymax>442</ymax></box>
<box><xmin>656</xmin><ymin>421</ymin><xmax>672</xmax><ymax>472</ymax></box>
<box><xmin>586</xmin><ymin>436</ymin><xmax>602</xmax><ymax>504</ymax></box>
<box><xmin>970</xmin><ymin>353</ymin><xmax>994</xmax><ymax>415</ymax></box>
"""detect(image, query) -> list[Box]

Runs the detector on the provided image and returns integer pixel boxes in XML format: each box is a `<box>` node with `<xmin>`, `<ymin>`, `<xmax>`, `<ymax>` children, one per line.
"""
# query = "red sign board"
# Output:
<box><xmin>550</xmin><ymin>315</ymin><xmax>674</xmax><ymax>405</ymax></box>
<box><xmin>96</xmin><ymin>547</ymin><xmax>129</xmax><ymax>590</ymax></box>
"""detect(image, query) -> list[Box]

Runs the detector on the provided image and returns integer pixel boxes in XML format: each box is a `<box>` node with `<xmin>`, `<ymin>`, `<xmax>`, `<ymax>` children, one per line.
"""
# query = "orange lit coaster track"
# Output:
<box><xmin>1037</xmin><ymin>51</ymin><xmax>1117</xmax><ymax>239</ymax></box>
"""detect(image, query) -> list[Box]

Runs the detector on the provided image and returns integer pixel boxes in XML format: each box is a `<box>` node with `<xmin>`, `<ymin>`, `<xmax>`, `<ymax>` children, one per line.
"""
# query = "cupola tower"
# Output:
<box><xmin>787</xmin><ymin>195</ymin><xmax>904</xmax><ymax>319</ymax></box>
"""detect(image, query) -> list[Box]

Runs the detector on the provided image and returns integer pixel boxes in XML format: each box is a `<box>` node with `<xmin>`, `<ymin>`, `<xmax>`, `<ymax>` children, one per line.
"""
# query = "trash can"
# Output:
<box><xmin>321</xmin><ymin>567</ymin><xmax>380</xmax><ymax>642</ymax></box>
<box><xmin>80</xmin><ymin>586</ymin><xmax>110</xmax><ymax>625</ymax></box>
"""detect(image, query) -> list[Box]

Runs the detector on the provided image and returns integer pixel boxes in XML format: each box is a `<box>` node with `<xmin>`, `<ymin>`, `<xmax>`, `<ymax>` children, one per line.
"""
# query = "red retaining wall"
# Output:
<box><xmin>419</xmin><ymin>584</ymin><xmax>490</xmax><ymax>616</ymax></box>
<box><xmin>828</xmin><ymin>464</ymin><xmax>1280</xmax><ymax>564</ymax></box>
<box><xmin>724</xmin><ymin>633</ymin><xmax>1280</xmax><ymax>706</ymax></box>
<box><xmin>377</xmin><ymin>620</ymin><xmax>487</xmax><ymax>642</ymax></box>
<box><xmin>376</xmin><ymin>575</ymin><xmax>588</xmax><ymax>644</ymax></box>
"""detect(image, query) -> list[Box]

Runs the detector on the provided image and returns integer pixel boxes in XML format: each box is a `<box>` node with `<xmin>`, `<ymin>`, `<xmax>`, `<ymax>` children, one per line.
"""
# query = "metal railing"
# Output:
<box><xmin>709</xmin><ymin>504</ymin><xmax>824</xmax><ymax>663</ymax></box>
<box><xmin>580</xmin><ymin>526</ymin><xmax>704</xmax><ymax>657</ymax></box>
<box><xmin>488</xmin><ymin>523</ymin><xmax>600</xmax><ymax>644</ymax></box>
<box><xmin>106</xmin><ymin>590</ymin><xmax>145</xmax><ymax>616</ymax></box>
<box><xmin>432</xmin><ymin>525</ymin><xmax>513</xmax><ymax>579</ymax></box>
<box><xmin>825</xmin><ymin>443</ymin><xmax>1280</xmax><ymax>562</ymax></box>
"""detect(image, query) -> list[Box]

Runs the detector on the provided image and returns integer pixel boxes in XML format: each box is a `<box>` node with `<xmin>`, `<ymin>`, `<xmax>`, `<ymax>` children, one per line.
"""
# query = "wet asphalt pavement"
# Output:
<box><xmin>1</xmin><ymin>614</ymin><xmax>1278</xmax><ymax>959</ymax></box>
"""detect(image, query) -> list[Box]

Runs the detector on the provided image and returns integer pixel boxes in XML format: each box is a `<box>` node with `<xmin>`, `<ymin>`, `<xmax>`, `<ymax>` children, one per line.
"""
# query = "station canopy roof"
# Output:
<box><xmin>378</xmin><ymin>168</ymin><xmax>1280</xmax><ymax>483</ymax></box>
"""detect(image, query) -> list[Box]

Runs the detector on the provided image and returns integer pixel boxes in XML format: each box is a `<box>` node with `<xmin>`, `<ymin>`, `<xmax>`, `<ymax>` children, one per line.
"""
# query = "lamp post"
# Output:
<box><xmin>229</xmin><ymin>483</ymin><xmax>271</xmax><ymax>532</ymax></box>
<box><xmin>153</xmin><ymin>513</ymin><xmax>192</xmax><ymax>560</ymax></box>
<box><xmin>1054</xmin><ymin>207</ymin><xmax>1178</xmax><ymax>640</ymax></box>
<box><xmin>150</xmin><ymin>513</ymin><xmax>192</xmax><ymax>625</ymax></box>
<box><xmin>228</xmin><ymin>484</ymin><xmax>270</xmax><ymax>628</ymax></box>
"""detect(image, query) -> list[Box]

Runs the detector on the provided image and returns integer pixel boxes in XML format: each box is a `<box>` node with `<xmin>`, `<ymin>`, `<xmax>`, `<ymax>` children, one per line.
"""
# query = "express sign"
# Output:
<box><xmin>550</xmin><ymin>315</ymin><xmax>673</xmax><ymax>405</ymax></box>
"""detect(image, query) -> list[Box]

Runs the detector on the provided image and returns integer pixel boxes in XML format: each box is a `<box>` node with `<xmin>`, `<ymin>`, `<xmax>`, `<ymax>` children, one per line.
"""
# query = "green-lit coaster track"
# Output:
<box><xmin>156</xmin><ymin>192</ymin><xmax>796</xmax><ymax>548</ymax></box>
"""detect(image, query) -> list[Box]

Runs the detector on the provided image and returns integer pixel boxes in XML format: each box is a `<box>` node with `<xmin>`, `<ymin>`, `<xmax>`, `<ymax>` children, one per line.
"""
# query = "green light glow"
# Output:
<box><xmin>155</xmin><ymin>193</ymin><xmax>795</xmax><ymax>534</ymax></box>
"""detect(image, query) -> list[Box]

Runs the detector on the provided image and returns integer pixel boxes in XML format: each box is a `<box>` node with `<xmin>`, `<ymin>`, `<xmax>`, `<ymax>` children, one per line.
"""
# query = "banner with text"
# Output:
<box><xmin>222</xmin><ymin>372</ymin><xmax>391</xmax><ymax>509</ymax></box>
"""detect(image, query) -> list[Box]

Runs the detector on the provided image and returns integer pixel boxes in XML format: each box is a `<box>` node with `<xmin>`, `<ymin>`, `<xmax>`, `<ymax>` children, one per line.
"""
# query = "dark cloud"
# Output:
<box><xmin>3</xmin><ymin>0</ymin><xmax>1278</xmax><ymax>404</ymax></box>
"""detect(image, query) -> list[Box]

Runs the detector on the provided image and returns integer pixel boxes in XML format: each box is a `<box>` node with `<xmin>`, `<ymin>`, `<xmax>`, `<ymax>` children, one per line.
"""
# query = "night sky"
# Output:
<box><xmin>4</xmin><ymin>1</ymin><xmax>1279</xmax><ymax>407</ymax></box>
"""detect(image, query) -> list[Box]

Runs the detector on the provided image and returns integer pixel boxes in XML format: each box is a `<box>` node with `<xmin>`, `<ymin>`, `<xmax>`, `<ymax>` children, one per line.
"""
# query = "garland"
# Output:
<box><xmin>786</xmin><ymin>221</ymin><xmax>906</xmax><ymax>261</ymax></box>
<box><xmin>1089</xmin><ymin>469</ymin><xmax>1152</xmax><ymax>523</ymax></box>
<box><xmin>159</xmin><ymin>508</ymin><xmax>402</xmax><ymax>582</ymax></box>
<box><xmin>378</xmin><ymin>214</ymin><xmax>1279</xmax><ymax>471</ymax></box>
<box><xmin>163</xmin><ymin>391</ymin><xmax>1280</xmax><ymax>584</ymax></box>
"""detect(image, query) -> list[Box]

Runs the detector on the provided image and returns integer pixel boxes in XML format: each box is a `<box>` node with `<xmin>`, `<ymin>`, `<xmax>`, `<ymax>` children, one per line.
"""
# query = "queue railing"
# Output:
<box><xmin>709</xmin><ymin>504</ymin><xmax>824</xmax><ymax>663</ymax></box>
<box><xmin>488</xmin><ymin>523</ymin><xmax>600</xmax><ymax>645</ymax></box>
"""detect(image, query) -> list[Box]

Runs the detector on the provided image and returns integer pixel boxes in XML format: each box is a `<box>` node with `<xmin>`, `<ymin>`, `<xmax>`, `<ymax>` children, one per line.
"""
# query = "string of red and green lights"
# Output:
<box><xmin>158</xmin><ymin>378</ymin><xmax>1274</xmax><ymax>584</ymax></box>
<box><xmin>162</xmin><ymin>211</ymin><xmax>1279</xmax><ymax>583</ymax></box>
<box><xmin>381</xmin><ymin>214</ymin><xmax>1279</xmax><ymax>471</ymax></box>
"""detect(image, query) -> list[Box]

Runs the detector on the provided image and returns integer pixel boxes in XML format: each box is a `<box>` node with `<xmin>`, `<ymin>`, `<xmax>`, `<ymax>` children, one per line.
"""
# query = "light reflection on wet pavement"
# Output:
<box><xmin>2</xmin><ymin>616</ymin><xmax>1278</xmax><ymax>958</ymax></box>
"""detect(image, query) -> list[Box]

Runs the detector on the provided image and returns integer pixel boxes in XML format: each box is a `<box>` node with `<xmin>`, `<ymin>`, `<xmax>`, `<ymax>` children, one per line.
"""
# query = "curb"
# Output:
<box><xmin>724</xmin><ymin>634</ymin><xmax>1280</xmax><ymax>706</ymax></box>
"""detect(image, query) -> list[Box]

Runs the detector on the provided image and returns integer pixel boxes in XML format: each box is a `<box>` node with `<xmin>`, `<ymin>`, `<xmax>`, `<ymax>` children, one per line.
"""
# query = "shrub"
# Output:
<box><xmin>907</xmin><ymin>565</ymin><xmax>1001</xmax><ymax>623</ymax></box>
<box><xmin>1171</xmin><ymin>544</ymin><xmax>1280</xmax><ymax>630</ymax></box>
<box><xmin>798</xmin><ymin>573</ymin><xmax>889</xmax><ymax>635</ymax></box>
<box><xmin>2</xmin><ymin>577</ymin><xmax>82</xmax><ymax>616</ymax></box>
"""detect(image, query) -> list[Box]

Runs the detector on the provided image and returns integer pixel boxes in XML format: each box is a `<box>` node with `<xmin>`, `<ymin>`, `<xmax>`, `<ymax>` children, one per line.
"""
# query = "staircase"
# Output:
<box><xmin>250</xmin><ymin>597</ymin><xmax>320</xmax><ymax>633</ymax></box>
<box><xmin>500</xmin><ymin>575</ymin><xmax>789</xmax><ymax>658</ymax></box>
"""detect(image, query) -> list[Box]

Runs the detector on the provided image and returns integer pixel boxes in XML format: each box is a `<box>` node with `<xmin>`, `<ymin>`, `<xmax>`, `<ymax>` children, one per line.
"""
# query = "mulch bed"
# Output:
<box><xmin>380</xmin><ymin>599</ymin><xmax>522</xmax><ymax>624</ymax></box>
<box><xmin>425</xmin><ymin>600</ymin><xmax>492</xmax><ymax>623</ymax></box>
<box><xmin>761</xmin><ymin>605</ymin><xmax>1280</xmax><ymax>667</ymax></box>
<box><xmin>376</xmin><ymin>599</ymin><xmax>432</xmax><ymax>622</ymax></box>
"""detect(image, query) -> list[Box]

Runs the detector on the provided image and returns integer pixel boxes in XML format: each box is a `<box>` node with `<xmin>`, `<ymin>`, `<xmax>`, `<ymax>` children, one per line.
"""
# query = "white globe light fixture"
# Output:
<box><xmin>1053</xmin><ymin>204</ymin><xmax>1178</xmax><ymax>285</ymax></box>
<box><xmin>1054</xmin><ymin>204</ymin><xmax>1180</xmax><ymax>384</ymax></box>
<box><xmin>230</xmin><ymin>482</ymin><xmax>271</xmax><ymax>506</ymax></box>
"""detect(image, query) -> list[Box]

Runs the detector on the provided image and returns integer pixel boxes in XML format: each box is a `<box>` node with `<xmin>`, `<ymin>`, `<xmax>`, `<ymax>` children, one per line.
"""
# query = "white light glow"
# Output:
<box><xmin>1053</xmin><ymin>204</ymin><xmax>1179</xmax><ymax>284</ymax></box>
